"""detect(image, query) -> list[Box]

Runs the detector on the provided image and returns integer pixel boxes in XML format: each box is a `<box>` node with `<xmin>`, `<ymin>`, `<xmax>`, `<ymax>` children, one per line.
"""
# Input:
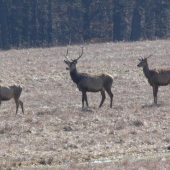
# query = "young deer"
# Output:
<box><xmin>137</xmin><ymin>54</ymin><xmax>170</xmax><ymax>104</ymax></box>
<box><xmin>0</xmin><ymin>84</ymin><xmax>24</xmax><ymax>114</ymax></box>
<box><xmin>64</xmin><ymin>48</ymin><xmax>114</xmax><ymax>108</ymax></box>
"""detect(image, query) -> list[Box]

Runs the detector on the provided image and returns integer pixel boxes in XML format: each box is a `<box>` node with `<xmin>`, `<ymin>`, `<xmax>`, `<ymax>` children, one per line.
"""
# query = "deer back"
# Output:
<box><xmin>0</xmin><ymin>84</ymin><xmax>22</xmax><ymax>100</ymax></box>
<box><xmin>77</xmin><ymin>73</ymin><xmax>113</xmax><ymax>92</ymax></box>
<box><xmin>0</xmin><ymin>85</ymin><xmax>14</xmax><ymax>100</ymax></box>
<box><xmin>152</xmin><ymin>69</ymin><xmax>170</xmax><ymax>85</ymax></box>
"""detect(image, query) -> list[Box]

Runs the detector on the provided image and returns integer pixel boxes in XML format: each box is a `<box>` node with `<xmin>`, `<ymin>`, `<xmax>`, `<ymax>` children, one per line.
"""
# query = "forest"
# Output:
<box><xmin>0</xmin><ymin>0</ymin><xmax>170</xmax><ymax>50</ymax></box>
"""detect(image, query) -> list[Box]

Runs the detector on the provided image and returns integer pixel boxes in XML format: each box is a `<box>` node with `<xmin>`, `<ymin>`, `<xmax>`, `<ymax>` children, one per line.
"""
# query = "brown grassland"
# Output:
<box><xmin>0</xmin><ymin>40</ymin><xmax>170</xmax><ymax>170</ymax></box>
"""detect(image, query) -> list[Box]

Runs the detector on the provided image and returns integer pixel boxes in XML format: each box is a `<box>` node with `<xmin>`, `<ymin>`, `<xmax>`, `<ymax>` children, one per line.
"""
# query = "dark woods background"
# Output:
<box><xmin>0</xmin><ymin>0</ymin><xmax>170</xmax><ymax>50</ymax></box>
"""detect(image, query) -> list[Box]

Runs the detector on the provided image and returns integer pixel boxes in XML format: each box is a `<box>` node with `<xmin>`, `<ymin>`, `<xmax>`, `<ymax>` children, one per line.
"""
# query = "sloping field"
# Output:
<box><xmin>0</xmin><ymin>40</ymin><xmax>169</xmax><ymax>169</ymax></box>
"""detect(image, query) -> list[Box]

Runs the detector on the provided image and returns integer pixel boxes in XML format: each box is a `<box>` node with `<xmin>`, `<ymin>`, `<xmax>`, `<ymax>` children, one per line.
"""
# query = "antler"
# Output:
<box><xmin>138</xmin><ymin>50</ymin><xmax>157</xmax><ymax>61</ymax></box>
<box><xmin>76</xmin><ymin>47</ymin><xmax>84</xmax><ymax>61</ymax></box>
<box><xmin>64</xmin><ymin>49</ymin><xmax>71</xmax><ymax>62</ymax></box>
<box><xmin>146</xmin><ymin>50</ymin><xmax>157</xmax><ymax>59</ymax></box>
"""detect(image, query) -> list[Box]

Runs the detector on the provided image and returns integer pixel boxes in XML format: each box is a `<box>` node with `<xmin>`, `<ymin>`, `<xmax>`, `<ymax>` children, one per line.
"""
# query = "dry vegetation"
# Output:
<box><xmin>0</xmin><ymin>40</ymin><xmax>170</xmax><ymax>170</ymax></box>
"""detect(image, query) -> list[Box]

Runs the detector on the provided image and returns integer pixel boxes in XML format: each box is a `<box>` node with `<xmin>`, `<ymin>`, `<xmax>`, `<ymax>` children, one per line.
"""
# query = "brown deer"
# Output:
<box><xmin>137</xmin><ymin>53</ymin><xmax>170</xmax><ymax>104</ymax></box>
<box><xmin>0</xmin><ymin>84</ymin><xmax>24</xmax><ymax>114</ymax></box>
<box><xmin>64</xmin><ymin>48</ymin><xmax>114</xmax><ymax>108</ymax></box>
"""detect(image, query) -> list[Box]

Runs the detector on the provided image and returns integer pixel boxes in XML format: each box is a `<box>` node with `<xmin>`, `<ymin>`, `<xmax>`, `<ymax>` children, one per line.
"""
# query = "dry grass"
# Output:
<box><xmin>0</xmin><ymin>40</ymin><xmax>170</xmax><ymax>169</ymax></box>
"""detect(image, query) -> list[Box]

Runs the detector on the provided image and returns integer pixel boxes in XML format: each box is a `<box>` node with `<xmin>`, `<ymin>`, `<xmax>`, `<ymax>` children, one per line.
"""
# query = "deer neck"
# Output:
<box><xmin>143</xmin><ymin>64</ymin><xmax>151</xmax><ymax>79</ymax></box>
<box><xmin>70</xmin><ymin>68</ymin><xmax>81</xmax><ymax>84</ymax></box>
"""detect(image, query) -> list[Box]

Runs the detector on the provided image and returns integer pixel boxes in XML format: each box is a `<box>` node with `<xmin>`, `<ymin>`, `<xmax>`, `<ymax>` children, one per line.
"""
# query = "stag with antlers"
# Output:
<box><xmin>64</xmin><ymin>48</ymin><xmax>114</xmax><ymax>108</ymax></box>
<box><xmin>137</xmin><ymin>52</ymin><xmax>170</xmax><ymax>104</ymax></box>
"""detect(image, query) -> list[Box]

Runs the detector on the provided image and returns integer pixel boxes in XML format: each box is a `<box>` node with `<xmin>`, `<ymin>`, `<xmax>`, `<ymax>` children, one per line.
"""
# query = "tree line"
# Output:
<box><xmin>0</xmin><ymin>0</ymin><xmax>170</xmax><ymax>50</ymax></box>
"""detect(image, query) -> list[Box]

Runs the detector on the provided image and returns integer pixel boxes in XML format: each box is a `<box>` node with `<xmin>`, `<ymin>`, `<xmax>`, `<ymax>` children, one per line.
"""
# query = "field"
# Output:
<box><xmin>0</xmin><ymin>40</ymin><xmax>170</xmax><ymax>170</ymax></box>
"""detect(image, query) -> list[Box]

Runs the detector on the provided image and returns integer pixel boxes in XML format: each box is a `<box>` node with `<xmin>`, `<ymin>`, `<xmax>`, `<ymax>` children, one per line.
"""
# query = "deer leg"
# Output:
<box><xmin>105</xmin><ymin>88</ymin><xmax>113</xmax><ymax>108</ymax></box>
<box><xmin>19</xmin><ymin>100</ymin><xmax>24</xmax><ymax>114</ymax></box>
<box><xmin>99</xmin><ymin>88</ymin><xmax>106</xmax><ymax>108</ymax></box>
<box><xmin>14</xmin><ymin>96</ymin><xmax>20</xmax><ymax>115</ymax></box>
<box><xmin>84</xmin><ymin>92</ymin><xmax>88</xmax><ymax>107</ymax></box>
<box><xmin>82</xmin><ymin>91</ymin><xmax>88</xmax><ymax>108</ymax></box>
<box><xmin>0</xmin><ymin>98</ymin><xmax>1</xmax><ymax>111</ymax></box>
<box><xmin>82</xmin><ymin>93</ymin><xmax>84</xmax><ymax>108</ymax></box>
<box><xmin>153</xmin><ymin>85</ymin><xmax>158</xmax><ymax>104</ymax></box>
<box><xmin>16</xmin><ymin>101</ymin><xmax>19</xmax><ymax>115</ymax></box>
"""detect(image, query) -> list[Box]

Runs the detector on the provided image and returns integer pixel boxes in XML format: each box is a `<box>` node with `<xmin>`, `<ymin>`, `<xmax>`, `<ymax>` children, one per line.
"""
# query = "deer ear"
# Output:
<box><xmin>64</xmin><ymin>60</ymin><xmax>70</xmax><ymax>65</ymax></box>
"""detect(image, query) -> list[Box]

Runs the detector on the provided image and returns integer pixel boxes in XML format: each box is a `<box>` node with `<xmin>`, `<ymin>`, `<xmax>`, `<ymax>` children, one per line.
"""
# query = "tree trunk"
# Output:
<box><xmin>82</xmin><ymin>0</ymin><xmax>91</xmax><ymax>41</ymax></box>
<box><xmin>0</xmin><ymin>0</ymin><xmax>9</xmax><ymax>49</ymax></box>
<box><xmin>47</xmin><ymin>0</ymin><xmax>53</xmax><ymax>45</ymax></box>
<box><xmin>154</xmin><ymin>3</ymin><xmax>167</xmax><ymax>39</ymax></box>
<box><xmin>144</xmin><ymin>7</ymin><xmax>154</xmax><ymax>40</ymax></box>
<box><xmin>113</xmin><ymin>1</ymin><xmax>123</xmax><ymax>41</ymax></box>
<box><xmin>10</xmin><ymin>0</ymin><xmax>20</xmax><ymax>47</ymax></box>
<box><xmin>37</xmin><ymin>1</ymin><xmax>45</xmax><ymax>46</ymax></box>
<box><xmin>130</xmin><ymin>7</ymin><xmax>142</xmax><ymax>41</ymax></box>
<box><xmin>21</xmin><ymin>0</ymin><xmax>30</xmax><ymax>45</ymax></box>
<box><xmin>30</xmin><ymin>0</ymin><xmax>38</xmax><ymax>46</ymax></box>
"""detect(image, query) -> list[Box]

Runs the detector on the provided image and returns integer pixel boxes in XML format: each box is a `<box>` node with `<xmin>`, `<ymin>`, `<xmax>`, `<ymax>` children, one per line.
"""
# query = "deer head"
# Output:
<box><xmin>64</xmin><ymin>48</ymin><xmax>84</xmax><ymax>71</ymax></box>
<box><xmin>137</xmin><ymin>58</ymin><xmax>148</xmax><ymax>67</ymax></box>
<box><xmin>137</xmin><ymin>51</ymin><xmax>156</xmax><ymax>67</ymax></box>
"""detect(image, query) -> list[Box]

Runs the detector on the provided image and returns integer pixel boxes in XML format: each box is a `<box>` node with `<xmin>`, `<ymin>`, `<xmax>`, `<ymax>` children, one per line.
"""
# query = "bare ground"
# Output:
<box><xmin>0</xmin><ymin>40</ymin><xmax>169</xmax><ymax>169</ymax></box>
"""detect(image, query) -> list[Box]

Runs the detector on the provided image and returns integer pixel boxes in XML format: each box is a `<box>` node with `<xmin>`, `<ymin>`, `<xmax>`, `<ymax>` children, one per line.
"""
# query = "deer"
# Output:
<box><xmin>64</xmin><ymin>48</ymin><xmax>114</xmax><ymax>108</ymax></box>
<box><xmin>0</xmin><ymin>84</ymin><xmax>24</xmax><ymax>114</ymax></box>
<box><xmin>137</xmin><ymin>53</ymin><xmax>170</xmax><ymax>104</ymax></box>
